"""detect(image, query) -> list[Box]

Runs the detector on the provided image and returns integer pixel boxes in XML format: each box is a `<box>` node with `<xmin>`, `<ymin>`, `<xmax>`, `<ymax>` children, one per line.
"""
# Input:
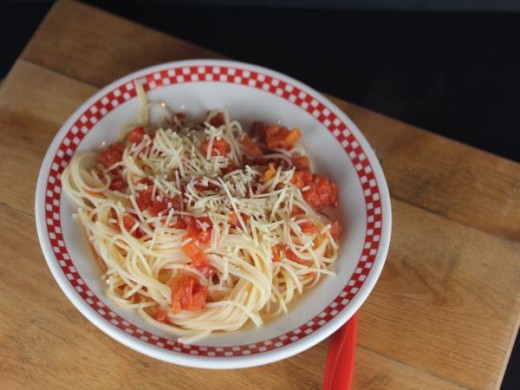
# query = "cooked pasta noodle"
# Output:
<box><xmin>62</xmin><ymin>85</ymin><xmax>341</xmax><ymax>343</ymax></box>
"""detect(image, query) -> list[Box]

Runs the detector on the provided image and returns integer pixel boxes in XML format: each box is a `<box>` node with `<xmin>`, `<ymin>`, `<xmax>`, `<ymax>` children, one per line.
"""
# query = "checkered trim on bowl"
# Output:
<box><xmin>44</xmin><ymin>65</ymin><xmax>383</xmax><ymax>357</ymax></box>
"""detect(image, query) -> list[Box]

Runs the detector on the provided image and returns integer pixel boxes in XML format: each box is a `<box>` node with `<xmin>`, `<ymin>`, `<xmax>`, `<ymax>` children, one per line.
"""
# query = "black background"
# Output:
<box><xmin>1</xmin><ymin>1</ymin><xmax>518</xmax><ymax>388</ymax></box>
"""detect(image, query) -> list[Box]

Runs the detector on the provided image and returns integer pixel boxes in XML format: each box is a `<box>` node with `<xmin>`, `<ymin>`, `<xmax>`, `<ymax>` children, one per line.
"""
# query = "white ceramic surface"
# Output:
<box><xmin>35</xmin><ymin>59</ymin><xmax>391</xmax><ymax>369</ymax></box>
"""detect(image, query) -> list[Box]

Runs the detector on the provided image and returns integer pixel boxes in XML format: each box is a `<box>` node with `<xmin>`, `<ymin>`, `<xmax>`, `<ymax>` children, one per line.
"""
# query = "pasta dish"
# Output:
<box><xmin>62</xmin><ymin>85</ymin><xmax>341</xmax><ymax>343</ymax></box>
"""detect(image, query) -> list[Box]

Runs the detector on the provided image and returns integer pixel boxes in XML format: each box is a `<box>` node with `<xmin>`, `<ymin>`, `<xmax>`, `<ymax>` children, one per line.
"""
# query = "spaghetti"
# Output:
<box><xmin>62</xmin><ymin>88</ymin><xmax>341</xmax><ymax>343</ymax></box>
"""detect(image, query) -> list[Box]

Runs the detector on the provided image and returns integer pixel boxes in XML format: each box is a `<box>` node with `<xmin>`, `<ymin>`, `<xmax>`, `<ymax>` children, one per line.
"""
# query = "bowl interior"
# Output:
<box><xmin>62</xmin><ymin>81</ymin><xmax>367</xmax><ymax>346</ymax></box>
<box><xmin>38</xmin><ymin>61</ymin><xmax>389</xmax><ymax>366</ymax></box>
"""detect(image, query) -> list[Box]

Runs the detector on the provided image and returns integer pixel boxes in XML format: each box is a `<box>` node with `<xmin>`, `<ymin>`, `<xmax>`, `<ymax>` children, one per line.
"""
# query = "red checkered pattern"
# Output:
<box><xmin>44</xmin><ymin>65</ymin><xmax>383</xmax><ymax>357</ymax></box>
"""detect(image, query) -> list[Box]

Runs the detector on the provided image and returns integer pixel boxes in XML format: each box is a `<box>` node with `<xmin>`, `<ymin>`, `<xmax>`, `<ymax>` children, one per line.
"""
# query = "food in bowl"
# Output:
<box><xmin>36</xmin><ymin>59</ymin><xmax>391</xmax><ymax>368</ymax></box>
<box><xmin>62</xmin><ymin>83</ymin><xmax>342</xmax><ymax>343</ymax></box>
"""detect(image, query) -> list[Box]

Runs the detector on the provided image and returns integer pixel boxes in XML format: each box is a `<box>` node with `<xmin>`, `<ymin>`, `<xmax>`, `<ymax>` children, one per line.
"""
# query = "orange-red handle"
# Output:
<box><xmin>323</xmin><ymin>313</ymin><xmax>358</xmax><ymax>390</ymax></box>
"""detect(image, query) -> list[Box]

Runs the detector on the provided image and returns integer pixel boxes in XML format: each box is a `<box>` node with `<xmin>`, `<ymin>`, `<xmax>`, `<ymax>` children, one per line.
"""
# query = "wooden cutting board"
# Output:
<box><xmin>1</xmin><ymin>1</ymin><xmax>519</xmax><ymax>389</ymax></box>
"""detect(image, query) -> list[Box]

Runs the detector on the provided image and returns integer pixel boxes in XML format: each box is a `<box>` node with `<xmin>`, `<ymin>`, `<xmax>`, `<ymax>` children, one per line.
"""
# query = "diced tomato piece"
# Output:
<box><xmin>313</xmin><ymin>175</ymin><xmax>338</xmax><ymax>208</ymax></box>
<box><xmin>122</xmin><ymin>214</ymin><xmax>136</xmax><ymax>231</ymax></box>
<box><xmin>169</xmin><ymin>275</ymin><xmax>208</xmax><ymax>314</ymax></box>
<box><xmin>292</xmin><ymin>173</ymin><xmax>304</xmax><ymax>189</ymax></box>
<box><xmin>112</xmin><ymin>165</ymin><xmax>124</xmax><ymax>176</ymax></box>
<box><xmin>190</xmin><ymin>254</ymin><xmax>207</xmax><ymax>269</ymax></box>
<box><xmin>251</xmin><ymin>122</ymin><xmax>268</xmax><ymax>140</ymax></box>
<box><xmin>292</xmin><ymin>171</ymin><xmax>338</xmax><ymax>211</ymax></box>
<box><xmin>293</xmin><ymin>156</ymin><xmax>310</xmax><ymax>170</ymax></box>
<box><xmin>154</xmin><ymin>309</ymin><xmax>169</xmax><ymax>323</ymax></box>
<box><xmin>175</xmin><ymin>112</ymin><xmax>186</xmax><ymax>122</ymax></box>
<box><xmin>184</xmin><ymin>216</ymin><xmax>212</xmax><ymax>241</ymax></box>
<box><xmin>315</xmin><ymin>176</ymin><xmax>330</xmax><ymax>198</ymax></box>
<box><xmin>291</xmin><ymin>205</ymin><xmax>305</xmax><ymax>216</ymax></box>
<box><xmin>330</xmin><ymin>221</ymin><xmax>341</xmax><ymax>240</ymax></box>
<box><xmin>300</xmin><ymin>221</ymin><xmax>319</xmax><ymax>235</ymax></box>
<box><xmin>98</xmin><ymin>143</ymin><xmax>124</xmax><ymax>168</ymax></box>
<box><xmin>121</xmin><ymin>214</ymin><xmax>143</xmax><ymax>238</ymax></box>
<box><xmin>185</xmin><ymin>216</ymin><xmax>200</xmax><ymax>237</ymax></box>
<box><xmin>196</xmin><ymin>228</ymin><xmax>211</xmax><ymax>244</ymax></box>
<box><xmin>182</xmin><ymin>217</ymin><xmax>213</xmax><ymax>272</ymax></box>
<box><xmin>291</xmin><ymin>170</ymin><xmax>313</xmax><ymax>189</ymax></box>
<box><xmin>135</xmin><ymin>181</ymin><xmax>182</xmax><ymax>216</ymax></box>
<box><xmin>182</xmin><ymin>239</ymin><xmax>205</xmax><ymax>260</ymax></box>
<box><xmin>190</xmin><ymin>255</ymin><xmax>216</xmax><ymax>279</ymax></box>
<box><xmin>303</xmin><ymin>188</ymin><xmax>323</xmax><ymax>210</ymax></box>
<box><xmin>181</xmin><ymin>231</ymin><xmax>214</xmax><ymax>277</ymax></box>
<box><xmin>272</xmin><ymin>244</ymin><xmax>284</xmax><ymax>262</ymax></box>
<box><xmin>200</xmin><ymin>139</ymin><xmax>211</xmax><ymax>156</ymax></box>
<box><xmin>228</xmin><ymin>211</ymin><xmax>249</xmax><ymax>228</ymax></box>
<box><xmin>167</xmin><ymin>196</ymin><xmax>182</xmax><ymax>211</ymax></box>
<box><xmin>148</xmin><ymin>199</ymin><xmax>167</xmax><ymax>217</ymax></box>
<box><xmin>196</xmin><ymin>215</ymin><xmax>212</xmax><ymax>227</ymax></box>
<box><xmin>265</xmin><ymin>126</ymin><xmax>301</xmax><ymax>150</ymax></box>
<box><xmin>284</xmin><ymin>128</ymin><xmax>301</xmax><ymax>148</ymax></box>
<box><xmin>228</xmin><ymin>211</ymin><xmax>238</xmax><ymax>226</ymax></box>
<box><xmin>114</xmin><ymin>142</ymin><xmax>125</xmax><ymax>152</ymax></box>
<box><xmin>172</xmin><ymin>217</ymin><xmax>187</xmax><ymax>229</ymax></box>
<box><xmin>221</xmin><ymin>163</ymin><xmax>239</xmax><ymax>175</ymax></box>
<box><xmin>241</xmin><ymin>134</ymin><xmax>263</xmax><ymax>157</ymax></box>
<box><xmin>201</xmin><ymin>138</ymin><xmax>231</xmax><ymax>157</ymax></box>
<box><xmin>263</xmin><ymin>163</ymin><xmax>277</xmax><ymax>182</ymax></box>
<box><xmin>208</xmin><ymin>112</ymin><xmax>225</xmax><ymax>127</ymax></box>
<box><xmin>135</xmin><ymin>187</ymin><xmax>153</xmax><ymax>211</ymax></box>
<box><xmin>137</xmin><ymin>177</ymin><xmax>153</xmax><ymax>186</ymax></box>
<box><xmin>148</xmin><ymin>196</ymin><xmax>181</xmax><ymax>217</ymax></box>
<box><xmin>285</xmin><ymin>247</ymin><xmax>305</xmax><ymax>264</ymax></box>
<box><xmin>128</xmin><ymin>127</ymin><xmax>145</xmax><ymax>144</ymax></box>
<box><xmin>109</xmin><ymin>175</ymin><xmax>126</xmax><ymax>191</ymax></box>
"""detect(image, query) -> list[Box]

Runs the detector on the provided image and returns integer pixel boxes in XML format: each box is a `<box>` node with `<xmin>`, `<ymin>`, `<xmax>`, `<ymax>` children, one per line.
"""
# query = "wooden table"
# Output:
<box><xmin>1</xmin><ymin>1</ymin><xmax>519</xmax><ymax>389</ymax></box>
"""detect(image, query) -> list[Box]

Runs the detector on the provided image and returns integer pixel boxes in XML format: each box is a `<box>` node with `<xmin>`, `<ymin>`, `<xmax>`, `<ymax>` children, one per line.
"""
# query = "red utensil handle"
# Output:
<box><xmin>323</xmin><ymin>313</ymin><xmax>358</xmax><ymax>390</ymax></box>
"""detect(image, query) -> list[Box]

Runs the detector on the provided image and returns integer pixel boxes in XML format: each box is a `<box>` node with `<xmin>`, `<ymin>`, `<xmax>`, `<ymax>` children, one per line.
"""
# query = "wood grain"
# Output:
<box><xmin>21</xmin><ymin>0</ymin><xmax>224</xmax><ymax>87</ymax></box>
<box><xmin>360</xmin><ymin>201</ymin><xmax>520</xmax><ymax>389</ymax></box>
<box><xmin>0</xmin><ymin>204</ymin><xmax>476</xmax><ymax>390</ymax></box>
<box><xmin>2</xmin><ymin>53</ymin><xmax>519</xmax><ymax>390</ymax></box>
<box><xmin>0</xmin><ymin>1</ymin><xmax>519</xmax><ymax>389</ymax></box>
<box><xmin>329</xmin><ymin>99</ymin><xmax>520</xmax><ymax>242</ymax></box>
<box><xmin>22</xmin><ymin>0</ymin><xmax>520</xmax><ymax>243</ymax></box>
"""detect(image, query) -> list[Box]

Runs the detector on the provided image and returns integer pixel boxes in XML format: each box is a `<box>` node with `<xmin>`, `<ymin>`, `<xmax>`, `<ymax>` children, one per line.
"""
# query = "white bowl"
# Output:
<box><xmin>35</xmin><ymin>59</ymin><xmax>391</xmax><ymax>369</ymax></box>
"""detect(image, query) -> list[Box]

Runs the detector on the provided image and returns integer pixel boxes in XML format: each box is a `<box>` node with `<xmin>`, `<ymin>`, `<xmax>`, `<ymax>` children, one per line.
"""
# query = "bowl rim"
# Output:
<box><xmin>35</xmin><ymin>58</ymin><xmax>392</xmax><ymax>369</ymax></box>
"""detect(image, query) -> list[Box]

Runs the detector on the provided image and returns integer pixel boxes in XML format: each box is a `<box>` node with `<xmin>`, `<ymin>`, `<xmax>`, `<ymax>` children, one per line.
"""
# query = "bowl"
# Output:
<box><xmin>35</xmin><ymin>59</ymin><xmax>391</xmax><ymax>369</ymax></box>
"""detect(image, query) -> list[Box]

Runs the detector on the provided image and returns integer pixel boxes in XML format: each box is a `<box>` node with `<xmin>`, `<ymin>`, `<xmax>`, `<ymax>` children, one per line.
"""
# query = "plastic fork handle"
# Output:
<box><xmin>323</xmin><ymin>313</ymin><xmax>358</xmax><ymax>390</ymax></box>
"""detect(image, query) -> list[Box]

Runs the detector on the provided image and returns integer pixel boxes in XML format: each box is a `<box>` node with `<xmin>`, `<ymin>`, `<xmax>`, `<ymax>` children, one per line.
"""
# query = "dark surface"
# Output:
<box><xmin>1</xmin><ymin>1</ymin><xmax>518</xmax><ymax>388</ymax></box>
